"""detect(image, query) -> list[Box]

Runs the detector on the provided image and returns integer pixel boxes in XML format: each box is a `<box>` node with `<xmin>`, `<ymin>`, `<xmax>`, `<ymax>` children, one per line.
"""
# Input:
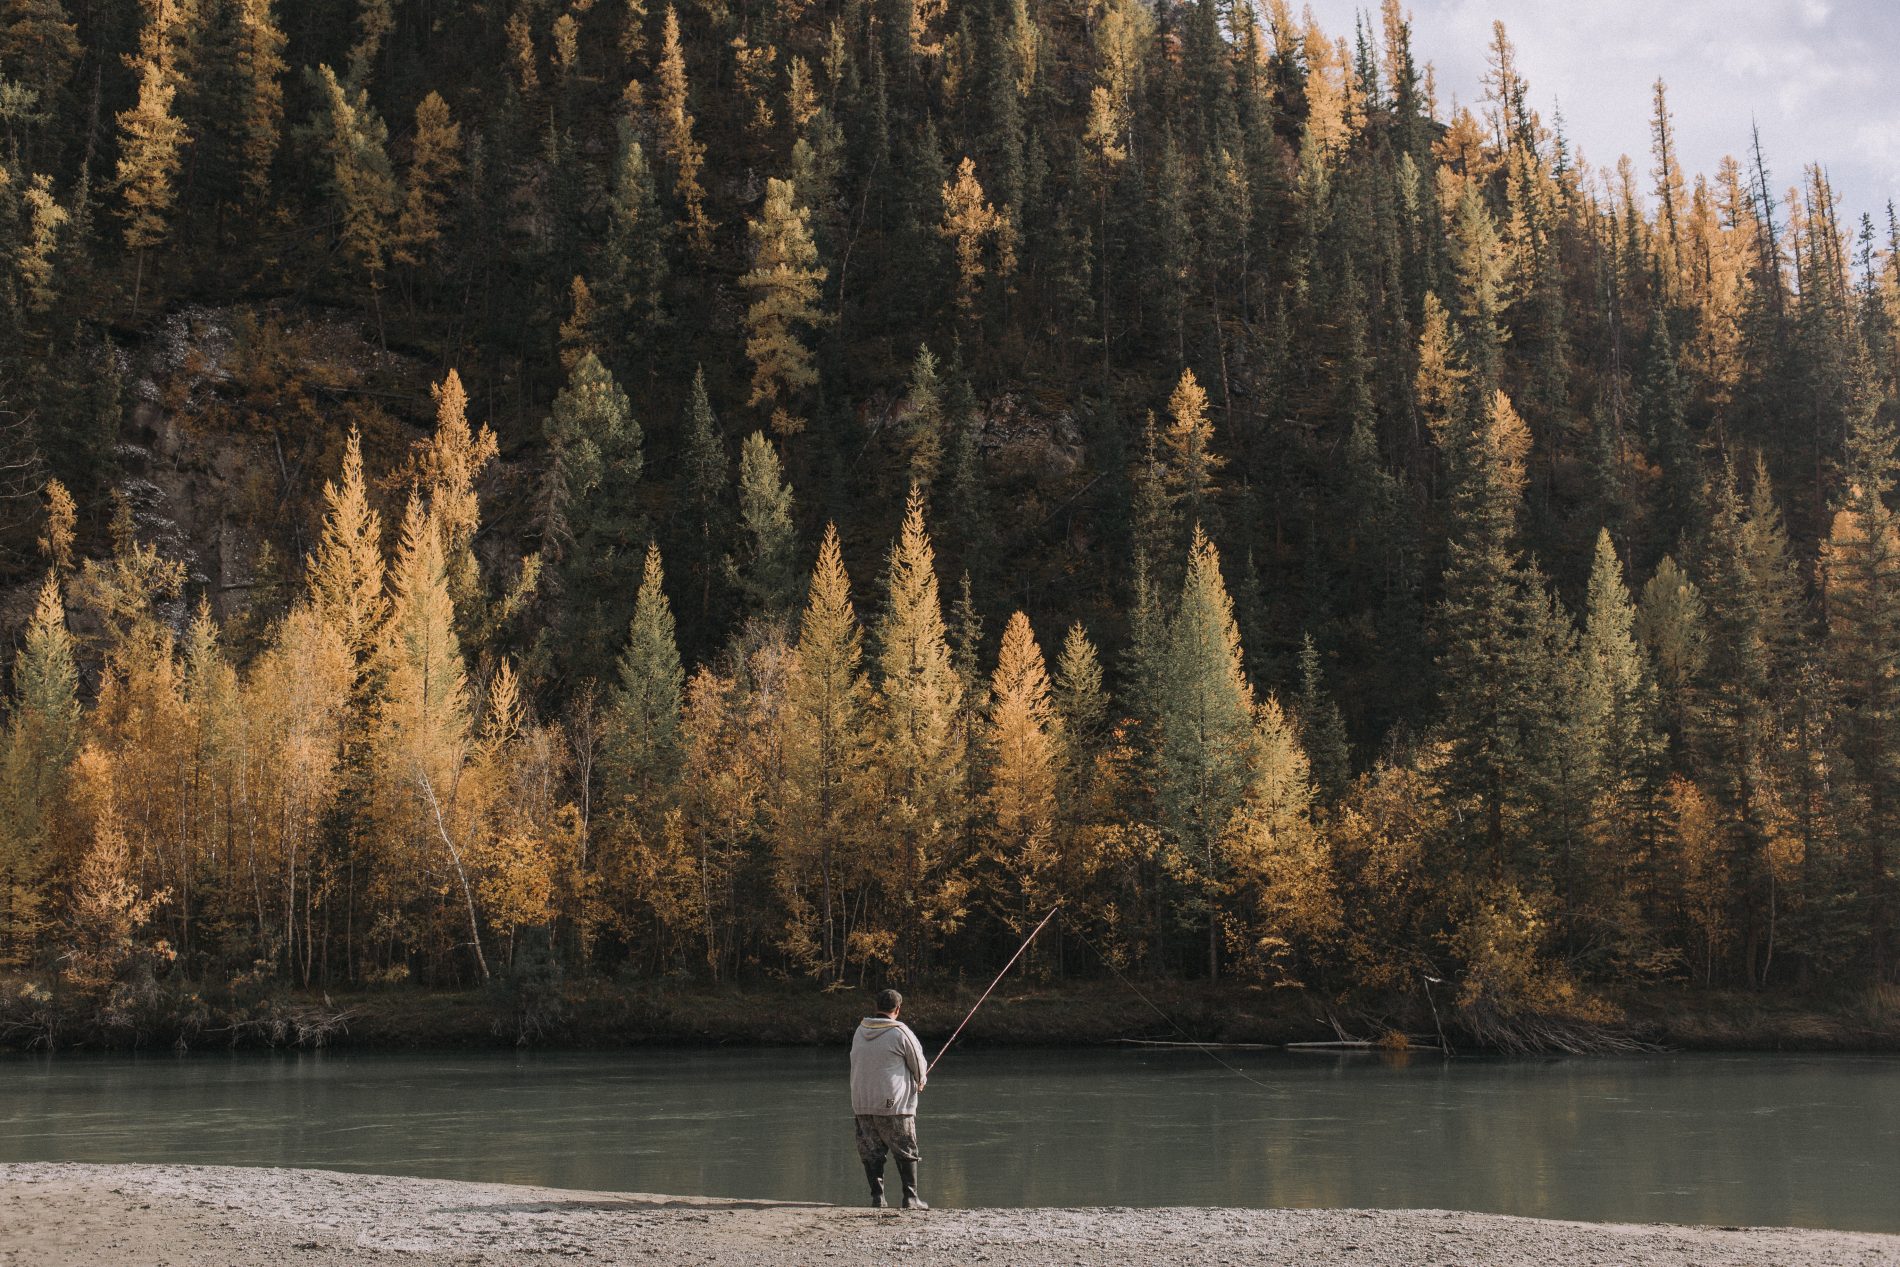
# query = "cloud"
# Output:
<box><xmin>1295</xmin><ymin>0</ymin><xmax>1900</xmax><ymax>220</ymax></box>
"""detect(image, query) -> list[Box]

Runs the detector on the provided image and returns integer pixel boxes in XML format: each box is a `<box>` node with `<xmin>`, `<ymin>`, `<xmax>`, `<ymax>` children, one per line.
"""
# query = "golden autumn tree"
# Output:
<box><xmin>239</xmin><ymin>604</ymin><xmax>352</xmax><ymax>982</ymax></box>
<box><xmin>1159</xmin><ymin>368</ymin><xmax>1224</xmax><ymax>528</ymax></box>
<box><xmin>115</xmin><ymin>3</ymin><xmax>188</xmax><ymax>307</ymax></box>
<box><xmin>61</xmin><ymin>745</ymin><xmax>169</xmax><ymax>992</ymax></box>
<box><xmin>373</xmin><ymin>494</ymin><xmax>486</xmax><ymax>979</ymax></box>
<box><xmin>418</xmin><ymin>369</ymin><xmax>499</xmax><ymax>630</ymax></box>
<box><xmin>983</xmin><ymin>610</ymin><xmax>1061</xmax><ymax>949</ymax></box>
<box><xmin>740</xmin><ymin>177</ymin><xmax>826</xmax><ymax>437</ymax></box>
<box><xmin>1220</xmin><ymin>695</ymin><xmax>1338</xmax><ymax>982</ymax></box>
<box><xmin>14</xmin><ymin>172</ymin><xmax>68</xmax><ymax>316</ymax></box>
<box><xmin>774</xmin><ymin>524</ymin><xmax>871</xmax><ymax>978</ymax></box>
<box><xmin>655</xmin><ymin>6</ymin><xmax>712</xmax><ymax>254</ymax></box>
<box><xmin>314</xmin><ymin>63</ymin><xmax>398</xmax><ymax>307</ymax></box>
<box><xmin>230</xmin><ymin>0</ymin><xmax>287</xmax><ymax>210</ymax></box>
<box><xmin>0</xmin><ymin>573</ymin><xmax>80</xmax><ymax>961</ymax></box>
<box><xmin>871</xmin><ymin>485</ymin><xmax>969</xmax><ymax>973</ymax></box>
<box><xmin>940</xmin><ymin>156</ymin><xmax>1015</xmax><ymax>324</ymax></box>
<box><xmin>308</xmin><ymin>427</ymin><xmax>387</xmax><ymax>688</ymax></box>
<box><xmin>393</xmin><ymin>91</ymin><xmax>462</xmax><ymax>270</ymax></box>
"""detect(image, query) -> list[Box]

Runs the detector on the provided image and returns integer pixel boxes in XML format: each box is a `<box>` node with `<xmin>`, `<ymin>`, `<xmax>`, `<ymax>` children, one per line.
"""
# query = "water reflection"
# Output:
<box><xmin>0</xmin><ymin>1048</ymin><xmax>1894</xmax><ymax>1232</ymax></box>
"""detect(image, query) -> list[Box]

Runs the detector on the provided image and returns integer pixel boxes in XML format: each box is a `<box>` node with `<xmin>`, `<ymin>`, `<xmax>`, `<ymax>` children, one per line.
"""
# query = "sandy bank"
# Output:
<box><xmin>1</xmin><ymin>1163</ymin><xmax>1894</xmax><ymax>1267</ymax></box>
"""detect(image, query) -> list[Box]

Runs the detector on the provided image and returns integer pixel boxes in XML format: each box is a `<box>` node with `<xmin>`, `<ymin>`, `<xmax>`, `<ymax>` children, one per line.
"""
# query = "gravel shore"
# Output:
<box><xmin>2</xmin><ymin>1163</ymin><xmax>1895</xmax><ymax>1267</ymax></box>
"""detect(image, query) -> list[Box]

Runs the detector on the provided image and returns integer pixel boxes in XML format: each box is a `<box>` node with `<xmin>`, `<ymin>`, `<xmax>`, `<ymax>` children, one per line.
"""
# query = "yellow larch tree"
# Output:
<box><xmin>983</xmin><ymin>610</ymin><xmax>1061</xmax><ymax>948</ymax></box>
<box><xmin>1219</xmin><ymin>695</ymin><xmax>1338</xmax><ymax>983</ymax></box>
<box><xmin>393</xmin><ymin>91</ymin><xmax>462</xmax><ymax>270</ymax></box>
<box><xmin>314</xmin><ymin>63</ymin><xmax>398</xmax><ymax>303</ymax></box>
<box><xmin>115</xmin><ymin>5</ymin><xmax>188</xmax><ymax>306</ymax></box>
<box><xmin>777</xmin><ymin>523</ymin><xmax>872</xmax><ymax>978</ymax></box>
<box><xmin>230</xmin><ymin>0</ymin><xmax>287</xmax><ymax>210</ymax></box>
<box><xmin>656</xmin><ymin>6</ymin><xmax>713</xmax><ymax>254</ymax></box>
<box><xmin>308</xmin><ymin>427</ymin><xmax>388</xmax><ymax>690</ymax></box>
<box><xmin>419</xmin><ymin>369</ymin><xmax>499</xmax><ymax>626</ymax></box>
<box><xmin>871</xmin><ymin>485</ymin><xmax>969</xmax><ymax>973</ymax></box>
<box><xmin>940</xmin><ymin>156</ymin><xmax>1015</xmax><ymax>323</ymax></box>
<box><xmin>740</xmin><ymin>177</ymin><xmax>826</xmax><ymax>437</ymax></box>
<box><xmin>1159</xmin><ymin>367</ymin><xmax>1224</xmax><ymax>526</ymax></box>
<box><xmin>373</xmin><ymin>493</ymin><xmax>486</xmax><ymax>979</ymax></box>
<box><xmin>239</xmin><ymin>604</ymin><xmax>352</xmax><ymax>982</ymax></box>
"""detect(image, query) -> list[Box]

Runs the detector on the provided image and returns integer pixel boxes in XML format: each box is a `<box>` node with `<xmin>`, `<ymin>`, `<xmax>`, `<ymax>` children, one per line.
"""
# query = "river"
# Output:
<box><xmin>2</xmin><ymin>1048</ymin><xmax>1894</xmax><ymax>1231</ymax></box>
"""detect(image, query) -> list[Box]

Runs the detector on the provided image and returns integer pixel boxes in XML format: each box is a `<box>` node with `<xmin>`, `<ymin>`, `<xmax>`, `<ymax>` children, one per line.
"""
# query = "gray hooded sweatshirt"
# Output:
<box><xmin>850</xmin><ymin>1016</ymin><xmax>928</xmax><ymax>1116</ymax></box>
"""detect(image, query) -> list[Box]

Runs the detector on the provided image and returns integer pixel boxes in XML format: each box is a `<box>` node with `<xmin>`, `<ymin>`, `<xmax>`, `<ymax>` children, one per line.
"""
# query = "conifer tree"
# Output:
<box><xmin>376</xmin><ymin>492</ymin><xmax>488</xmax><ymax>978</ymax></box>
<box><xmin>1822</xmin><ymin>365</ymin><xmax>1900</xmax><ymax>973</ymax></box>
<box><xmin>420</xmin><ymin>369</ymin><xmax>499</xmax><ymax>628</ymax></box>
<box><xmin>984</xmin><ymin>610</ymin><xmax>1061</xmax><ymax>940</ymax></box>
<box><xmin>780</xmin><ymin>523</ymin><xmax>869</xmax><ymax>976</ymax></box>
<box><xmin>655</xmin><ymin>6</ymin><xmax>713</xmax><ymax>254</ymax></box>
<box><xmin>1159</xmin><ymin>368</ymin><xmax>1224</xmax><ymax>531</ymax></box>
<box><xmin>540</xmin><ymin>353</ymin><xmax>643</xmax><ymax>662</ymax></box>
<box><xmin>1574</xmin><ymin>529</ymin><xmax>1664</xmax><ymax>942</ymax></box>
<box><xmin>1053</xmin><ymin>622</ymin><xmax>1108</xmax><ymax>764</ymax></box>
<box><xmin>1222</xmin><ymin>693</ymin><xmax>1337</xmax><ymax>981</ymax></box>
<box><xmin>600</xmin><ymin>128</ymin><xmax>668</xmax><ymax>338</ymax></box>
<box><xmin>1160</xmin><ymin>524</ymin><xmax>1255</xmax><ymax>979</ymax></box>
<box><xmin>728</xmin><ymin>431</ymin><xmax>798</xmax><ymax>619</ymax></box>
<box><xmin>1436</xmin><ymin>389</ymin><xmax>1534</xmax><ymax>868</ymax></box>
<box><xmin>2</xmin><ymin>0</ymin><xmax>80</xmax><ymax>111</ymax></box>
<box><xmin>0</xmin><ymin>571</ymin><xmax>79</xmax><ymax>956</ymax></box>
<box><xmin>740</xmin><ymin>177</ymin><xmax>826</xmax><ymax>436</ymax></box>
<box><xmin>1636</xmin><ymin>554</ymin><xmax>1707</xmax><ymax>746</ymax></box>
<box><xmin>394</xmin><ymin>92</ymin><xmax>462</xmax><ymax>270</ymax></box>
<box><xmin>940</xmin><ymin>156</ymin><xmax>1014</xmax><ymax>325</ymax></box>
<box><xmin>228</xmin><ymin>0</ymin><xmax>286</xmax><ymax>211</ymax></box>
<box><xmin>1295</xmin><ymin>633</ymin><xmax>1351</xmax><ymax>806</ymax></box>
<box><xmin>900</xmin><ymin>344</ymin><xmax>945</xmax><ymax>490</ymax></box>
<box><xmin>608</xmin><ymin>543</ymin><xmax>684</xmax><ymax>808</ymax></box>
<box><xmin>873</xmin><ymin>485</ymin><xmax>968</xmax><ymax>971</ymax></box>
<box><xmin>678</xmin><ymin>367</ymin><xmax>728</xmax><ymax>625</ymax></box>
<box><xmin>314</xmin><ymin>64</ymin><xmax>398</xmax><ymax>303</ymax></box>
<box><xmin>14</xmin><ymin>173</ymin><xmax>66</xmax><ymax>315</ymax></box>
<box><xmin>308</xmin><ymin>428</ymin><xmax>387</xmax><ymax>686</ymax></box>
<box><xmin>115</xmin><ymin>32</ymin><xmax>187</xmax><ymax>301</ymax></box>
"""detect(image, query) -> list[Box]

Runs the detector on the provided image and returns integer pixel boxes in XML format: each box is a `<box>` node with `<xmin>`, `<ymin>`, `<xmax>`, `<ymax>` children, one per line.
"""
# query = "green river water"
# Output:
<box><xmin>1</xmin><ymin>1048</ymin><xmax>1895</xmax><ymax>1231</ymax></box>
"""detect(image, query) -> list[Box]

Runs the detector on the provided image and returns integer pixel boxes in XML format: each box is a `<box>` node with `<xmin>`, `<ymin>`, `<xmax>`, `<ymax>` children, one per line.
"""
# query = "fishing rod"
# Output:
<box><xmin>927</xmin><ymin>903</ymin><xmax>1060</xmax><ymax>1075</ymax></box>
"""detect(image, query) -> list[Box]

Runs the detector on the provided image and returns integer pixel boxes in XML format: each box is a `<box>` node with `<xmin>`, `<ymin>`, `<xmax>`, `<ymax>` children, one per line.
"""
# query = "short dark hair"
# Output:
<box><xmin>876</xmin><ymin>988</ymin><xmax>903</xmax><ymax>1014</ymax></box>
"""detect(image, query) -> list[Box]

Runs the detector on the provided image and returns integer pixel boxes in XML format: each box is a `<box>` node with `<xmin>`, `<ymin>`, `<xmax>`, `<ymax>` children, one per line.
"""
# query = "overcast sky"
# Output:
<box><xmin>1296</xmin><ymin>0</ymin><xmax>1900</xmax><ymax>232</ymax></box>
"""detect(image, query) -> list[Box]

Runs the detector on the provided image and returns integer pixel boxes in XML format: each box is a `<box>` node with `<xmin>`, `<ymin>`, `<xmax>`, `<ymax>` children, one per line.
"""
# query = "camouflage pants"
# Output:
<box><xmin>854</xmin><ymin>1114</ymin><xmax>921</xmax><ymax>1167</ymax></box>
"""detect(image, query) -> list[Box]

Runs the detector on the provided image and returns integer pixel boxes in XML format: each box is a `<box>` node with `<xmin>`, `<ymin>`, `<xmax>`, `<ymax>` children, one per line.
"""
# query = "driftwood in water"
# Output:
<box><xmin>1457</xmin><ymin>1003</ymin><xmax>1661</xmax><ymax>1056</ymax></box>
<box><xmin>1115</xmin><ymin>1038</ymin><xmax>1280</xmax><ymax>1051</ymax></box>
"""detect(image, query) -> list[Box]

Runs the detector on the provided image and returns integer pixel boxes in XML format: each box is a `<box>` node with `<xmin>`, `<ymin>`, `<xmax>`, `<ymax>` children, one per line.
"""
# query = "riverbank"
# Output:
<box><xmin>3</xmin><ymin>1164</ymin><xmax>1895</xmax><ymax>1267</ymax></box>
<box><xmin>5</xmin><ymin>975</ymin><xmax>1899</xmax><ymax>1054</ymax></box>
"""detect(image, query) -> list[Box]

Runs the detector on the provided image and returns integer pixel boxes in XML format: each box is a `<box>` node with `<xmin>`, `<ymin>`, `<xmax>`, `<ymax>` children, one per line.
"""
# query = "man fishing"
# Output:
<box><xmin>850</xmin><ymin>988</ymin><xmax>929</xmax><ymax>1211</ymax></box>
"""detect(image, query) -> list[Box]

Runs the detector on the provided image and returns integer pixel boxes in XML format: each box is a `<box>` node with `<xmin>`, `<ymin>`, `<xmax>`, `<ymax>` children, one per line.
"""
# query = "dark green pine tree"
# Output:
<box><xmin>1434</xmin><ymin>387</ymin><xmax>1535</xmax><ymax>872</ymax></box>
<box><xmin>676</xmin><ymin>367</ymin><xmax>731</xmax><ymax>636</ymax></box>
<box><xmin>1823</xmin><ymin>347</ymin><xmax>1900</xmax><ymax>976</ymax></box>
<box><xmin>1637</xmin><ymin>309</ymin><xmax>1702</xmax><ymax>558</ymax></box>
<box><xmin>599</xmin><ymin>124</ymin><xmax>670</xmax><ymax>363</ymax></box>
<box><xmin>1691</xmin><ymin>456</ymin><xmax>1801</xmax><ymax>984</ymax></box>
<box><xmin>727</xmin><ymin>431</ymin><xmax>799</xmax><ymax>621</ymax></box>
<box><xmin>541</xmin><ymin>352</ymin><xmax>646</xmax><ymax>686</ymax></box>
<box><xmin>1295</xmin><ymin>632</ymin><xmax>1351</xmax><ymax>807</ymax></box>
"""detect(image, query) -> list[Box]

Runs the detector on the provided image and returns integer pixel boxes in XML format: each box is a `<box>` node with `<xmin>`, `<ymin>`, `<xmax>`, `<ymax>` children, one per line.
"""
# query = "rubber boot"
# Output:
<box><xmin>896</xmin><ymin>1157</ymin><xmax>928</xmax><ymax>1211</ymax></box>
<box><xmin>863</xmin><ymin>1160</ymin><xmax>886</xmax><ymax>1208</ymax></box>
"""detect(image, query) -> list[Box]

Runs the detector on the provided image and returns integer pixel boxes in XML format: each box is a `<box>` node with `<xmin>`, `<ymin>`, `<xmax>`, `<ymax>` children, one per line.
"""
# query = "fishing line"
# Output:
<box><xmin>1064</xmin><ymin>917</ymin><xmax>1281</xmax><ymax>1093</ymax></box>
<box><xmin>927</xmin><ymin>903</ymin><xmax>1061</xmax><ymax>1075</ymax></box>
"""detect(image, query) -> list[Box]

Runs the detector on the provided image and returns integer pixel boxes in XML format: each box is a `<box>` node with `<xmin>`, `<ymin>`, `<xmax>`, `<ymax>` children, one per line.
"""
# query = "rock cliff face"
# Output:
<box><xmin>9</xmin><ymin>304</ymin><xmax>433</xmax><ymax>646</ymax></box>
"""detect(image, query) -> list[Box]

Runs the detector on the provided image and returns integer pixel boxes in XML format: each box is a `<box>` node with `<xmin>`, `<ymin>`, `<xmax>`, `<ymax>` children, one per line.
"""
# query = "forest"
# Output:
<box><xmin>0</xmin><ymin>0</ymin><xmax>1897</xmax><ymax>1048</ymax></box>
